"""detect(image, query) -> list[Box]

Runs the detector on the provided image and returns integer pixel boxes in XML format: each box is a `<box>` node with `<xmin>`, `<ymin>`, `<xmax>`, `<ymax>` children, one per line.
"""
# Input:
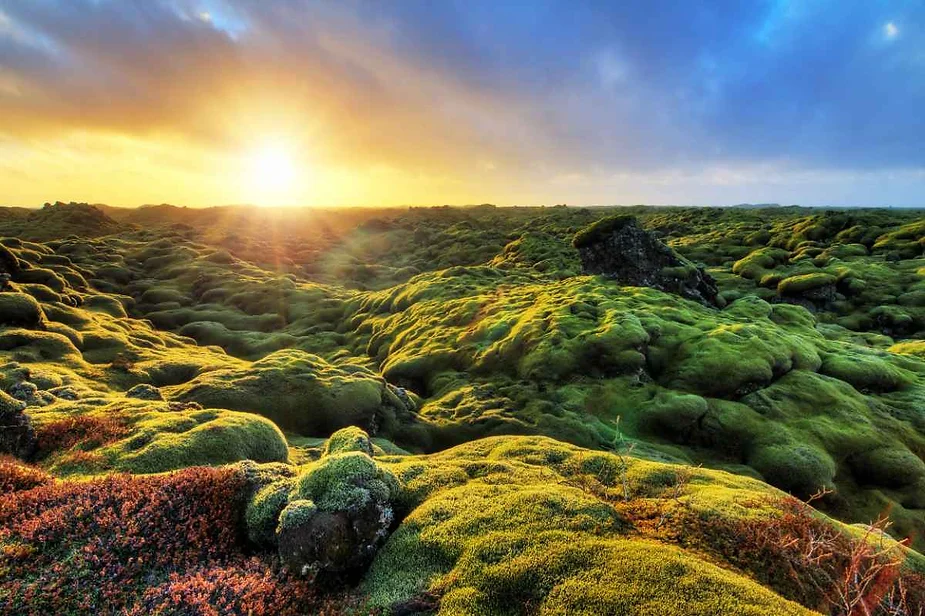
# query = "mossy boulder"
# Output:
<box><xmin>277</xmin><ymin>429</ymin><xmax>401</xmax><ymax>576</ymax></box>
<box><xmin>101</xmin><ymin>408</ymin><xmax>290</xmax><ymax>474</ymax></box>
<box><xmin>848</xmin><ymin>447</ymin><xmax>925</xmax><ymax>488</ymax></box>
<box><xmin>169</xmin><ymin>350</ymin><xmax>414</xmax><ymax>437</ymax></box>
<box><xmin>324</xmin><ymin>425</ymin><xmax>375</xmax><ymax>457</ymax></box>
<box><xmin>573</xmin><ymin>216</ymin><xmax>719</xmax><ymax>307</ymax></box>
<box><xmin>0</xmin><ymin>292</ymin><xmax>45</xmax><ymax>328</ymax></box>
<box><xmin>125</xmin><ymin>383</ymin><xmax>164</xmax><ymax>401</ymax></box>
<box><xmin>748</xmin><ymin>444</ymin><xmax>836</xmax><ymax>499</ymax></box>
<box><xmin>777</xmin><ymin>273</ymin><xmax>838</xmax><ymax>309</ymax></box>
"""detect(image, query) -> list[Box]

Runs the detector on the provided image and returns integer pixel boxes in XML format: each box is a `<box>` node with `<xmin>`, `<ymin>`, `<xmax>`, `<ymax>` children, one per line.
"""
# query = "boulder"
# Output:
<box><xmin>126</xmin><ymin>383</ymin><xmax>165</xmax><ymax>401</ymax></box>
<box><xmin>0</xmin><ymin>390</ymin><xmax>37</xmax><ymax>460</ymax></box>
<box><xmin>278</xmin><ymin>498</ymin><xmax>393</xmax><ymax>577</ymax></box>
<box><xmin>573</xmin><ymin>216</ymin><xmax>720</xmax><ymax>307</ymax></box>
<box><xmin>275</xmin><ymin>429</ymin><xmax>400</xmax><ymax>578</ymax></box>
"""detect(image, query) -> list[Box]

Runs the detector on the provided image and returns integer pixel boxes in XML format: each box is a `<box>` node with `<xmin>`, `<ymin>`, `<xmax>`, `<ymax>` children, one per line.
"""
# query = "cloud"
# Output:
<box><xmin>0</xmin><ymin>0</ymin><xmax>923</xmax><ymax>206</ymax></box>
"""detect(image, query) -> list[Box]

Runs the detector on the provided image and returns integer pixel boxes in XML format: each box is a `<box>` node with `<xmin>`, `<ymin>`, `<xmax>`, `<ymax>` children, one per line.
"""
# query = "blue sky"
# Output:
<box><xmin>0</xmin><ymin>0</ymin><xmax>923</xmax><ymax>207</ymax></box>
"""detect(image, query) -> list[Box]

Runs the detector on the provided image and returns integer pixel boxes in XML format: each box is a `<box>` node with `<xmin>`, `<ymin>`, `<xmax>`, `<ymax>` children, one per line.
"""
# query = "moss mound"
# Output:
<box><xmin>170</xmin><ymin>349</ymin><xmax>415</xmax><ymax>437</ymax></box>
<box><xmin>0</xmin><ymin>292</ymin><xmax>45</xmax><ymax>328</ymax></box>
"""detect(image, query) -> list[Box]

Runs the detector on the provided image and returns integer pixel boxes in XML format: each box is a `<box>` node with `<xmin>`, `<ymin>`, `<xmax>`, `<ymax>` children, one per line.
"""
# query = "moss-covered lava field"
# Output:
<box><xmin>2</xmin><ymin>202</ymin><xmax>925</xmax><ymax>615</ymax></box>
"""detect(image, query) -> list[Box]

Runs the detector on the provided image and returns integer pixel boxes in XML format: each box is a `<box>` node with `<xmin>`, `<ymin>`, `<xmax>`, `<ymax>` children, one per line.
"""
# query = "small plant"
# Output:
<box><xmin>611</xmin><ymin>417</ymin><xmax>635</xmax><ymax>502</ymax></box>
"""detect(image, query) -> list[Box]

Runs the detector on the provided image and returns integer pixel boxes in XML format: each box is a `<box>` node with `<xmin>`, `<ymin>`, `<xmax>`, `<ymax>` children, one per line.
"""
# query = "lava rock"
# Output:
<box><xmin>277</xmin><ymin>440</ymin><xmax>400</xmax><ymax>578</ymax></box>
<box><xmin>573</xmin><ymin>216</ymin><xmax>720</xmax><ymax>307</ymax></box>
<box><xmin>0</xmin><ymin>390</ymin><xmax>37</xmax><ymax>460</ymax></box>
<box><xmin>776</xmin><ymin>273</ymin><xmax>838</xmax><ymax>312</ymax></box>
<box><xmin>278</xmin><ymin>498</ymin><xmax>394</xmax><ymax>577</ymax></box>
<box><xmin>126</xmin><ymin>383</ymin><xmax>165</xmax><ymax>401</ymax></box>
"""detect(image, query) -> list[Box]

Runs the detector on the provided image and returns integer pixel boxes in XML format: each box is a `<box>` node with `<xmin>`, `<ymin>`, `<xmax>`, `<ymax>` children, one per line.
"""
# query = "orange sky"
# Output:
<box><xmin>1</xmin><ymin>2</ymin><xmax>923</xmax><ymax>208</ymax></box>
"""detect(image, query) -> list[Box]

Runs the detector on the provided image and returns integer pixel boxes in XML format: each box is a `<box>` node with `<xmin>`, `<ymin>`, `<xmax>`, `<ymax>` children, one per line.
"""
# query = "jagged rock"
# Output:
<box><xmin>278</xmin><ymin>498</ymin><xmax>393</xmax><ymax>577</ymax></box>
<box><xmin>0</xmin><ymin>390</ymin><xmax>37</xmax><ymax>460</ymax></box>
<box><xmin>573</xmin><ymin>216</ymin><xmax>720</xmax><ymax>307</ymax></box>
<box><xmin>126</xmin><ymin>383</ymin><xmax>165</xmax><ymax>401</ymax></box>
<box><xmin>8</xmin><ymin>381</ymin><xmax>54</xmax><ymax>407</ymax></box>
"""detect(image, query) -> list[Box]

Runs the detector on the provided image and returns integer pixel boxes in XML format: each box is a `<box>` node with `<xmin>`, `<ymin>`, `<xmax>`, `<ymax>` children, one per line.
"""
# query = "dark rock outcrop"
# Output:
<box><xmin>278</xmin><ymin>498</ymin><xmax>393</xmax><ymax>577</ymax></box>
<box><xmin>775</xmin><ymin>273</ymin><xmax>839</xmax><ymax>312</ymax></box>
<box><xmin>0</xmin><ymin>390</ymin><xmax>37</xmax><ymax>460</ymax></box>
<box><xmin>573</xmin><ymin>216</ymin><xmax>720</xmax><ymax>307</ymax></box>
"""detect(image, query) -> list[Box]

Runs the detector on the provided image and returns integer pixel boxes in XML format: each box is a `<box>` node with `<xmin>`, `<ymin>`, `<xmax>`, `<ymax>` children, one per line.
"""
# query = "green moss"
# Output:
<box><xmin>748</xmin><ymin>443</ymin><xmax>836</xmax><ymax>498</ymax></box>
<box><xmin>246</xmin><ymin>478</ymin><xmax>295</xmax><ymax>547</ymax></box>
<box><xmin>0</xmin><ymin>293</ymin><xmax>45</xmax><ymax>328</ymax></box>
<box><xmin>777</xmin><ymin>273</ymin><xmax>837</xmax><ymax>296</ymax></box>
<box><xmin>731</xmin><ymin>247</ymin><xmax>789</xmax><ymax>280</ymax></box>
<box><xmin>364</xmin><ymin>435</ymin><xmax>814</xmax><ymax>615</ymax></box>
<box><xmin>819</xmin><ymin>350</ymin><xmax>914</xmax><ymax>392</ymax></box>
<box><xmin>660</xmin><ymin>323</ymin><xmax>821</xmax><ymax>398</ymax></box>
<box><xmin>324</xmin><ymin>425</ymin><xmax>375</xmax><ymax>456</ymax></box>
<box><xmin>292</xmin><ymin>450</ymin><xmax>399</xmax><ymax>512</ymax></box>
<box><xmin>101</xmin><ymin>408</ymin><xmax>289</xmax><ymax>474</ymax></box>
<box><xmin>169</xmin><ymin>349</ymin><xmax>412</xmax><ymax>437</ymax></box>
<box><xmin>849</xmin><ymin>447</ymin><xmax>925</xmax><ymax>488</ymax></box>
<box><xmin>571</xmin><ymin>215</ymin><xmax>637</xmax><ymax>249</ymax></box>
<box><xmin>278</xmin><ymin>499</ymin><xmax>319</xmax><ymax>535</ymax></box>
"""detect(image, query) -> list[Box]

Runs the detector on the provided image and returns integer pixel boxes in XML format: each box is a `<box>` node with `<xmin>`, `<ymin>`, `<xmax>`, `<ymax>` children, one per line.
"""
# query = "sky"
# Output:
<box><xmin>0</xmin><ymin>0</ymin><xmax>923</xmax><ymax>208</ymax></box>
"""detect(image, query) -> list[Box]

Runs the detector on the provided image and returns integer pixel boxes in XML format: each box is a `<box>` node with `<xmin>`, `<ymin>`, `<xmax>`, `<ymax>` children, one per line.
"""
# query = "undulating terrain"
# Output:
<box><xmin>2</xmin><ymin>201</ymin><xmax>925</xmax><ymax>615</ymax></box>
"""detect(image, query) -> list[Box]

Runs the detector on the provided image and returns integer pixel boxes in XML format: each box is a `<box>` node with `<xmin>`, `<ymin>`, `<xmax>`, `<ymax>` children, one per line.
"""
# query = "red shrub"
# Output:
<box><xmin>0</xmin><ymin>466</ymin><xmax>246</xmax><ymax>614</ymax></box>
<box><xmin>0</xmin><ymin>466</ymin><xmax>362</xmax><ymax>615</ymax></box>
<box><xmin>127</xmin><ymin>557</ymin><xmax>360</xmax><ymax>616</ymax></box>
<box><xmin>34</xmin><ymin>413</ymin><xmax>129</xmax><ymax>458</ymax></box>
<box><xmin>0</xmin><ymin>456</ymin><xmax>52</xmax><ymax>493</ymax></box>
<box><xmin>681</xmin><ymin>493</ymin><xmax>925</xmax><ymax>615</ymax></box>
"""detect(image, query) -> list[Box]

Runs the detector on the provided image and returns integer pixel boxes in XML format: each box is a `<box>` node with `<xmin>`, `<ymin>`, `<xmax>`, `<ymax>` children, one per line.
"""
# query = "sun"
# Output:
<box><xmin>245</xmin><ymin>142</ymin><xmax>298</xmax><ymax>203</ymax></box>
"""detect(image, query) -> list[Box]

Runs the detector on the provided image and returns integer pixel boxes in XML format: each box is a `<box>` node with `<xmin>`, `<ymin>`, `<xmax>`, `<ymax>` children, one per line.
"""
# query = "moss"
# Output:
<box><xmin>660</xmin><ymin>323</ymin><xmax>821</xmax><ymax>398</ymax></box>
<box><xmin>246</xmin><ymin>478</ymin><xmax>295</xmax><ymax>547</ymax></box>
<box><xmin>731</xmin><ymin>247</ymin><xmax>789</xmax><ymax>280</ymax></box>
<box><xmin>819</xmin><ymin>350</ymin><xmax>914</xmax><ymax>392</ymax></box>
<box><xmin>169</xmin><ymin>349</ymin><xmax>411</xmax><ymax>437</ymax></box>
<box><xmin>14</xmin><ymin>267</ymin><xmax>68</xmax><ymax>292</ymax></box>
<box><xmin>83</xmin><ymin>294</ymin><xmax>128</xmax><ymax>318</ymax></box>
<box><xmin>0</xmin><ymin>328</ymin><xmax>82</xmax><ymax>363</ymax></box>
<box><xmin>748</xmin><ymin>443</ymin><xmax>836</xmax><ymax>498</ymax></box>
<box><xmin>324</xmin><ymin>425</ymin><xmax>375</xmax><ymax>457</ymax></box>
<box><xmin>364</xmin><ymin>435</ymin><xmax>814</xmax><ymax>615</ymax></box>
<box><xmin>571</xmin><ymin>215</ymin><xmax>637</xmax><ymax>249</ymax></box>
<box><xmin>439</xmin><ymin>534</ymin><xmax>812</xmax><ymax>616</ymax></box>
<box><xmin>777</xmin><ymin>272</ymin><xmax>837</xmax><ymax>296</ymax></box>
<box><xmin>101</xmin><ymin>409</ymin><xmax>290</xmax><ymax>474</ymax></box>
<box><xmin>292</xmin><ymin>450</ymin><xmax>399</xmax><ymax>512</ymax></box>
<box><xmin>890</xmin><ymin>340</ymin><xmax>925</xmax><ymax>359</ymax></box>
<box><xmin>278</xmin><ymin>498</ymin><xmax>319</xmax><ymax>533</ymax></box>
<box><xmin>0</xmin><ymin>293</ymin><xmax>45</xmax><ymax>328</ymax></box>
<box><xmin>849</xmin><ymin>447</ymin><xmax>925</xmax><ymax>488</ymax></box>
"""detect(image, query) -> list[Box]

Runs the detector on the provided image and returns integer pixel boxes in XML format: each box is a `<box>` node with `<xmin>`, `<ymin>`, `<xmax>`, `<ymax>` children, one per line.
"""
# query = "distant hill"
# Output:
<box><xmin>0</xmin><ymin>202</ymin><xmax>125</xmax><ymax>240</ymax></box>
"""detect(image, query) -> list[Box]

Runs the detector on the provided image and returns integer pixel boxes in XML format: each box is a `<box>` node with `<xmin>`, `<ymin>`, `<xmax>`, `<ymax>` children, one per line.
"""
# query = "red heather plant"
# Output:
<box><xmin>683</xmin><ymin>490</ymin><xmax>925</xmax><ymax>616</ymax></box>
<box><xmin>0</xmin><ymin>456</ymin><xmax>52</xmax><ymax>493</ymax></box>
<box><xmin>0</xmin><ymin>465</ymin><xmax>362</xmax><ymax>615</ymax></box>
<box><xmin>0</xmin><ymin>467</ymin><xmax>246</xmax><ymax>614</ymax></box>
<box><xmin>34</xmin><ymin>413</ymin><xmax>129</xmax><ymax>458</ymax></box>
<box><xmin>127</xmin><ymin>558</ymin><xmax>363</xmax><ymax>616</ymax></box>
